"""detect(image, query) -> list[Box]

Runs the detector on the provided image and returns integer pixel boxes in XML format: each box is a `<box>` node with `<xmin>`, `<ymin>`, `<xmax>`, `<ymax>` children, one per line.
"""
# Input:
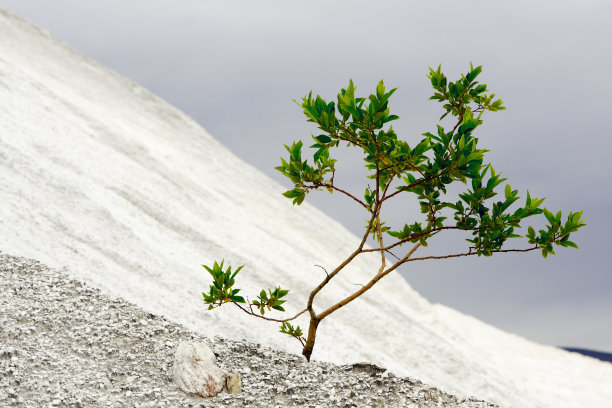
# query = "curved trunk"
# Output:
<box><xmin>301</xmin><ymin>316</ymin><xmax>320</xmax><ymax>361</ymax></box>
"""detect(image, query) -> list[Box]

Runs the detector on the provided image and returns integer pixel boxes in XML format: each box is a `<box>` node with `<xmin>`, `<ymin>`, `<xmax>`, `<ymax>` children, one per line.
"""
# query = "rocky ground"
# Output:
<box><xmin>0</xmin><ymin>253</ymin><xmax>498</xmax><ymax>408</ymax></box>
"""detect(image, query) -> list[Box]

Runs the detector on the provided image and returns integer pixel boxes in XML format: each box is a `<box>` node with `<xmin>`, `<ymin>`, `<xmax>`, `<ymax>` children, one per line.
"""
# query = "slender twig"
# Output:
<box><xmin>306</xmin><ymin>207</ymin><xmax>379</xmax><ymax>318</ymax></box>
<box><xmin>329</xmin><ymin>185</ymin><xmax>368</xmax><ymax>209</ymax></box>
<box><xmin>382</xmin><ymin>175</ymin><xmax>432</xmax><ymax>202</ymax></box>
<box><xmin>382</xmin><ymin>162</ymin><xmax>460</xmax><ymax>203</ymax></box>
<box><xmin>400</xmin><ymin>246</ymin><xmax>539</xmax><ymax>264</ymax></box>
<box><xmin>318</xmin><ymin>242</ymin><xmax>422</xmax><ymax>320</ymax></box>
<box><xmin>362</xmin><ymin>226</ymin><xmax>461</xmax><ymax>253</ymax></box>
<box><xmin>385</xmin><ymin>250</ymin><xmax>401</xmax><ymax>261</ymax></box>
<box><xmin>336</xmin><ymin>133</ymin><xmax>364</xmax><ymax>149</ymax></box>
<box><xmin>380</xmin><ymin>174</ymin><xmax>394</xmax><ymax>200</ymax></box>
<box><xmin>452</xmin><ymin>116</ymin><xmax>463</xmax><ymax>134</ymax></box>
<box><xmin>233</xmin><ymin>303</ymin><xmax>308</xmax><ymax>323</ymax></box>
<box><xmin>318</xmin><ymin>243</ymin><xmax>540</xmax><ymax>322</ymax></box>
<box><xmin>306</xmin><ymin>182</ymin><xmax>368</xmax><ymax>210</ymax></box>
<box><xmin>406</xmin><ymin>161</ymin><xmax>426</xmax><ymax>177</ymax></box>
<box><xmin>375</xmin><ymin>162</ymin><xmax>386</xmax><ymax>271</ymax></box>
<box><xmin>314</xmin><ymin>264</ymin><xmax>329</xmax><ymax>277</ymax></box>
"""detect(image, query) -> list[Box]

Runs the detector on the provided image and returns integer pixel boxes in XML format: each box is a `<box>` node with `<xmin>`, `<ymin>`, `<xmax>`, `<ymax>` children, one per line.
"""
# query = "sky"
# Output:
<box><xmin>1</xmin><ymin>0</ymin><xmax>610</xmax><ymax>351</ymax></box>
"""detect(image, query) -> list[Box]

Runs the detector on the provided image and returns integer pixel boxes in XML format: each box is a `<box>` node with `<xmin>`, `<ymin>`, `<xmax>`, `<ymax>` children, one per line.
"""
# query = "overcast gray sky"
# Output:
<box><xmin>2</xmin><ymin>0</ymin><xmax>610</xmax><ymax>351</ymax></box>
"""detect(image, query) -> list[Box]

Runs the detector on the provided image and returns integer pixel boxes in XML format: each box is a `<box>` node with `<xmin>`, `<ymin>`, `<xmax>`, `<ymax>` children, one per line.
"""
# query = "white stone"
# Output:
<box><xmin>171</xmin><ymin>342</ymin><xmax>224</xmax><ymax>397</ymax></box>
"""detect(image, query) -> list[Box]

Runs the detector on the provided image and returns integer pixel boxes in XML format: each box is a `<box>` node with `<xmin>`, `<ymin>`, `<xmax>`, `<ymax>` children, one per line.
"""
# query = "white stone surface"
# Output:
<box><xmin>171</xmin><ymin>342</ymin><xmax>225</xmax><ymax>397</ymax></box>
<box><xmin>0</xmin><ymin>7</ymin><xmax>611</xmax><ymax>408</ymax></box>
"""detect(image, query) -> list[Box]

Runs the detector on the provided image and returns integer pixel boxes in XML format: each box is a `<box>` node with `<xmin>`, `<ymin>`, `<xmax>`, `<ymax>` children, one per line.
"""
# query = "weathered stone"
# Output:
<box><xmin>349</xmin><ymin>362</ymin><xmax>387</xmax><ymax>375</ymax></box>
<box><xmin>171</xmin><ymin>342</ymin><xmax>224</xmax><ymax>397</ymax></box>
<box><xmin>226</xmin><ymin>373</ymin><xmax>241</xmax><ymax>394</ymax></box>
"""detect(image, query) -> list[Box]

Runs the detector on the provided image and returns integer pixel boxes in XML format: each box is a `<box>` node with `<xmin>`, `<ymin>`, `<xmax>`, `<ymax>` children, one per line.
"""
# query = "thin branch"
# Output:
<box><xmin>362</xmin><ymin>226</ymin><xmax>461</xmax><ymax>253</ymax></box>
<box><xmin>306</xmin><ymin>207</ymin><xmax>380</xmax><ymax>318</ymax></box>
<box><xmin>306</xmin><ymin>182</ymin><xmax>369</xmax><ymax>210</ymax></box>
<box><xmin>338</xmin><ymin>124</ymin><xmax>365</xmax><ymax>148</ymax></box>
<box><xmin>375</xmin><ymin>161</ymin><xmax>386</xmax><ymax>271</ymax></box>
<box><xmin>380</xmin><ymin>174</ymin><xmax>394</xmax><ymax>200</ymax></box>
<box><xmin>382</xmin><ymin>162</ymin><xmax>460</xmax><ymax>203</ymax></box>
<box><xmin>318</xmin><ymin>242</ymin><xmax>422</xmax><ymax>320</ymax></box>
<box><xmin>329</xmin><ymin>185</ymin><xmax>368</xmax><ymax>209</ymax></box>
<box><xmin>318</xmin><ymin>243</ymin><xmax>540</xmax><ymax>322</ymax></box>
<box><xmin>452</xmin><ymin>116</ymin><xmax>463</xmax><ymax>134</ymax></box>
<box><xmin>233</xmin><ymin>303</ymin><xmax>308</xmax><ymax>323</ymax></box>
<box><xmin>382</xmin><ymin>175</ymin><xmax>432</xmax><ymax>202</ymax></box>
<box><xmin>401</xmin><ymin>246</ymin><xmax>540</xmax><ymax>263</ymax></box>
<box><xmin>314</xmin><ymin>264</ymin><xmax>329</xmax><ymax>277</ymax></box>
<box><xmin>336</xmin><ymin>134</ymin><xmax>364</xmax><ymax>149</ymax></box>
<box><xmin>406</xmin><ymin>161</ymin><xmax>426</xmax><ymax>178</ymax></box>
<box><xmin>379</xmin><ymin>159</ymin><xmax>426</xmax><ymax>178</ymax></box>
<box><xmin>385</xmin><ymin>250</ymin><xmax>401</xmax><ymax>261</ymax></box>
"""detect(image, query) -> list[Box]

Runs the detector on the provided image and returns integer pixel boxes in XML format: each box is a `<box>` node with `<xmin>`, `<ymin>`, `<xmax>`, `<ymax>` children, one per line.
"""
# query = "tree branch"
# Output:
<box><xmin>375</xmin><ymin>161</ymin><xmax>386</xmax><ymax>271</ymax></box>
<box><xmin>318</xmin><ymin>242</ymin><xmax>422</xmax><ymax>320</ymax></box>
<box><xmin>361</xmin><ymin>226</ymin><xmax>461</xmax><ymax>254</ymax></box>
<box><xmin>233</xmin><ymin>303</ymin><xmax>308</xmax><ymax>323</ymax></box>
<box><xmin>400</xmin><ymin>246</ymin><xmax>540</xmax><ymax>264</ymax></box>
<box><xmin>317</xmin><ymin>243</ymin><xmax>541</xmax><ymax>321</ymax></box>
<box><xmin>314</xmin><ymin>264</ymin><xmax>329</xmax><ymax>277</ymax></box>
<box><xmin>329</xmin><ymin>185</ymin><xmax>369</xmax><ymax>210</ymax></box>
<box><xmin>305</xmin><ymin>182</ymin><xmax>369</xmax><ymax>210</ymax></box>
<box><xmin>306</xmin><ymin>207</ymin><xmax>380</xmax><ymax>319</ymax></box>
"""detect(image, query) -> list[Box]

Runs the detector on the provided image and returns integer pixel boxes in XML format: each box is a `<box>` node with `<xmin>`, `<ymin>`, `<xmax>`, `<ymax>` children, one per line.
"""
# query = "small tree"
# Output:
<box><xmin>202</xmin><ymin>64</ymin><xmax>585</xmax><ymax>362</ymax></box>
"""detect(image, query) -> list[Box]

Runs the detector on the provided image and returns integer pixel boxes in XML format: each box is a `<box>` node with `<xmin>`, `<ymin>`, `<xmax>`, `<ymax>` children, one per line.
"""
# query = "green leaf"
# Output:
<box><xmin>283</xmin><ymin>190</ymin><xmax>300</xmax><ymax>199</ymax></box>
<box><xmin>295</xmin><ymin>193</ymin><xmax>306</xmax><ymax>205</ymax></box>
<box><xmin>504</xmin><ymin>184</ymin><xmax>511</xmax><ymax>200</ymax></box>
<box><xmin>315</xmin><ymin>135</ymin><xmax>332</xmax><ymax>144</ymax></box>
<box><xmin>563</xmin><ymin>241</ymin><xmax>579</xmax><ymax>249</ymax></box>
<box><xmin>543</xmin><ymin>209</ymin><xmax>555</xmax><ymax>224</ymax></box>
<box><xmin>383</xmin><ymin>114</ymin><xmax>399</xmax><ymax>123</ymax></box>
<box><xmin>376</xmin><ymin>81</ymin><xmax>385</xmax><ymax>99</ymax></box>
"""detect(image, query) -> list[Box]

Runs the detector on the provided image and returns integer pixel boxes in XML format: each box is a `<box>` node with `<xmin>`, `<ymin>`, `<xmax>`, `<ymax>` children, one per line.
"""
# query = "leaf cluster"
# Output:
<box><xmin>527</xmin><ymin>210</ymin><xmax>586</xmax><ymax>257</ymax></box>
<box><xmin>275</xmin><ymin>141</ymin><xmax>336</xmax><ymax>205</ymax></box>
<box><xmin>252</xmin><ymin>287</ymin><xmax>289</xmax><ymax>315</ymax></box>
<box><xmin>276</xmin><ymin>79</ymin><xmax>402</xmax><ymax>204</ymax></box>
<box><xmin>429</xmin><ymin>63</ymin><xmax>505</xmax><ymax>121</ymax></box>
<box><xmin>276</xmin><ymin>63</ymin><xmax>586</xmax><ymax>260</ymax></box>
<box><xmin>279</xmin><ymin>322</ymin><xmax>304</xmax><ymax>344</ymax></box>
<box><xmin>201</xmin><ymin>260</ymin><xmax>245</xmax><ymax>308</ymax></box>
<box><xmin>201</xmin><ymin>261</ymin><xmax>303</xmax><ymax>341</ymax></box>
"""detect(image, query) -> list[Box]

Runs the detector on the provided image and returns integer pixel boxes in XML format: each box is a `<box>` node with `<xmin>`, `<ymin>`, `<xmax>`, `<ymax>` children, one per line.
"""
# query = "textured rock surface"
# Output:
<box><xmin>226</xmin><ymin>373</ymin><xmax>241</xmax><ymax>394</ymax></box>
<box><xmin>0</xmin><ymin>253</ymin><xmax>497</xmax><ymax>408</ymax></box>
<box><xmin>172</xmin><ymin>341</ymin><xmax>225</xmax><ymax>397</ymax></box>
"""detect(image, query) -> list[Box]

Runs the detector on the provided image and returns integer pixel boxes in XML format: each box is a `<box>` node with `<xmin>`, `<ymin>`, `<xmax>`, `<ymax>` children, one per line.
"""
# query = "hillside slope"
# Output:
<box><xmin>0</xmin><ymin>8</ymin><xmax>610</xmax><ymax>408</ymax></box>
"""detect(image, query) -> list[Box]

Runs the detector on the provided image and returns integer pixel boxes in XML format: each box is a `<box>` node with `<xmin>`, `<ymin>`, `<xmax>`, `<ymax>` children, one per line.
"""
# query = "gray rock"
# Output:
<box><xmin>171</xmin><ymin>341</ymin><xmax>225</xmax><ymax>397</ymax></box>
<box><xmin>226</xmin><ymin>373</ymin><xmax>241</xmax><ymax>394</ymax></box>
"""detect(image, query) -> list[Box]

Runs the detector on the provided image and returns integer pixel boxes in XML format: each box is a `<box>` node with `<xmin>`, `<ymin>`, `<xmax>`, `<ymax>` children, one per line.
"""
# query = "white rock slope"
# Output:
<box><xmin>0</xmin><ymin>8</ymin><xmax>610</xmax><ymax>408</ymax></box>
